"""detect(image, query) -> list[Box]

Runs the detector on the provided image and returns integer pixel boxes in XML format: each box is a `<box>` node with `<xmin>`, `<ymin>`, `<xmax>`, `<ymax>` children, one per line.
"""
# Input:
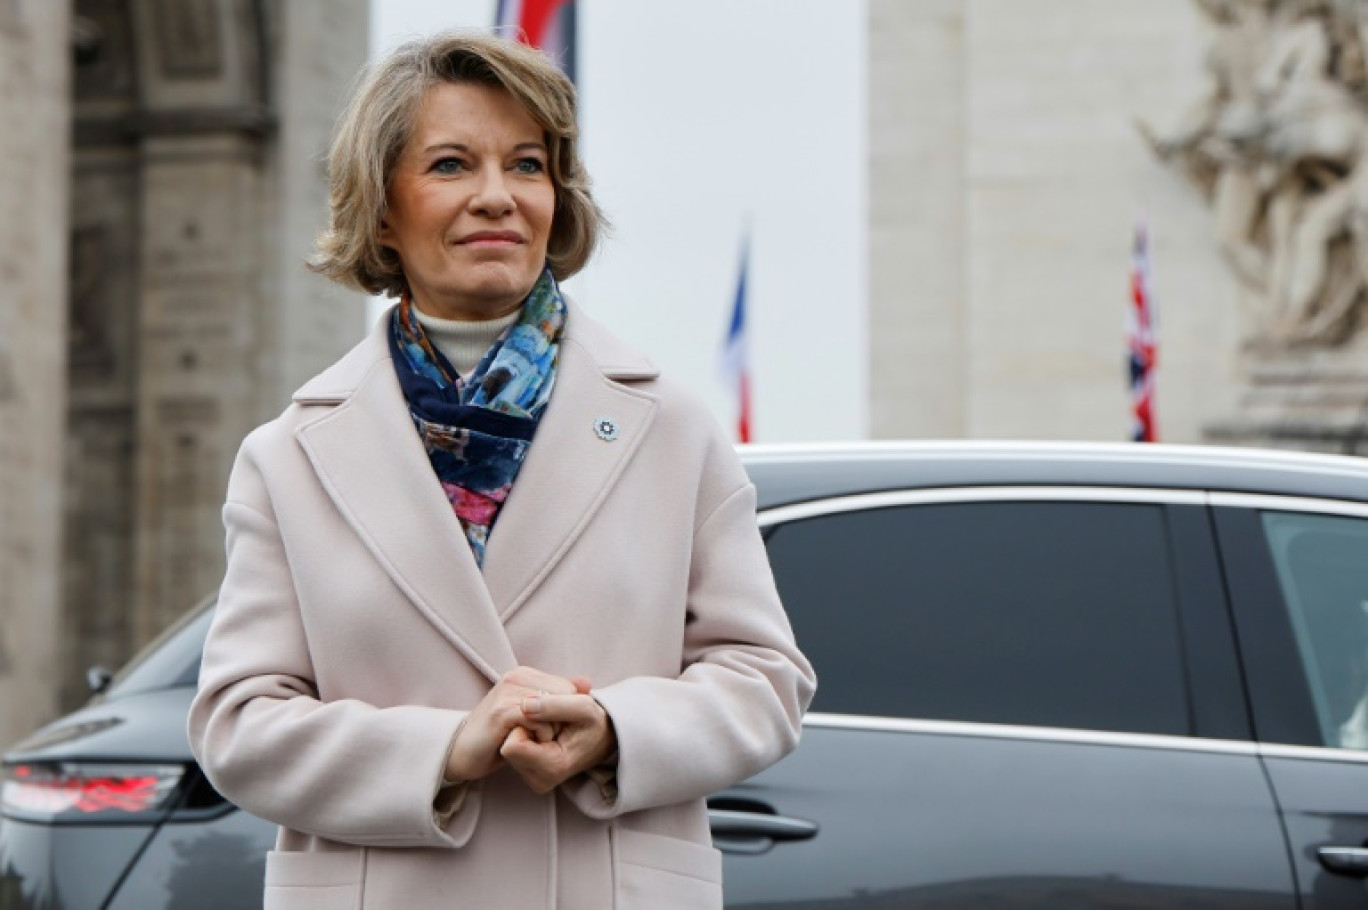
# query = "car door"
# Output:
<box><xmin>1214</xmin><ymin>495</ymin><xmax>1368</xmax><ymax>910</ymax></box>
<box><xmin>714</xmin><ymin>487</ymin><xmax>1296</xmax><ymax>910</ymax></box>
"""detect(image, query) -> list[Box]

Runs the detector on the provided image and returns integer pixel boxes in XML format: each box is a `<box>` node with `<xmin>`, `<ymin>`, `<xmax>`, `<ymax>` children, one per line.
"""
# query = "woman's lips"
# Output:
<box><xmin>457</xmin><ymin>231</ymin><xmax>524</xmax><ymax>246</ymax></box>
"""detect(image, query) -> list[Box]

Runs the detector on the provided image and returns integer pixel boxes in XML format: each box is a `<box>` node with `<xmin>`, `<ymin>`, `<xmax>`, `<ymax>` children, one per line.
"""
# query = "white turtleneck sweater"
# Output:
<box><xmin>411</xmin><ymin>307</ymin><xmax>522</xmax><ymax>378</ymax></box>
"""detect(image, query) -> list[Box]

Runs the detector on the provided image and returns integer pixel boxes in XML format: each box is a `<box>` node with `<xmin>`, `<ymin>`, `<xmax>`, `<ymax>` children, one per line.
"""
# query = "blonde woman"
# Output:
<box><xmin>187</xmin><ymin>32</ymin><xmax>814</xmax><ymax>910</ymax></box>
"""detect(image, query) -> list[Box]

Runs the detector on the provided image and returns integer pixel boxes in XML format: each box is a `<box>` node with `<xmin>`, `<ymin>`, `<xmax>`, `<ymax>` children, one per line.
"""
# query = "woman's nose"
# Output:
<box><xmin>469</xmin><ymin>168</ymin><xmax>515</xmax><ymax>216</ymax></box>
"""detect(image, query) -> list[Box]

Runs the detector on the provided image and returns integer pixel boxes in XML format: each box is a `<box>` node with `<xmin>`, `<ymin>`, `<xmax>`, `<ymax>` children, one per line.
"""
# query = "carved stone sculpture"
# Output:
<box><xmin>1146</xmin><ymin>0</ymin><xmax>1368</xmax><ymax>347</ymax></box>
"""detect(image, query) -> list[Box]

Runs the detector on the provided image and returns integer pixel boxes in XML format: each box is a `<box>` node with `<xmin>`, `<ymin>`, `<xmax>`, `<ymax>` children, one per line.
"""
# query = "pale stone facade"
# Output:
<box><xmin>1</xmin><ymin>0</ymin><xmax>367</xmax><ymax>745</ymax></box>
<box><xmin>870</xmin><ymin>0</ymin><xmax>1244</xmax><ymax>445</ymax></box>
<box><xmin>0</xmin><ymin>0</ymin><xmax>72</xmax><ymax>751</ymax></box>
<box><xmin>1146</xmin><ymin>1</ymin><xmax>1368</xmax><ymax>453</ymax></box>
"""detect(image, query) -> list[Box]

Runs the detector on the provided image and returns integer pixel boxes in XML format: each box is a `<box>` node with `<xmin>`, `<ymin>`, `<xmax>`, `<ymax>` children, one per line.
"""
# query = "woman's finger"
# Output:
<box><xmin>502</xmin><ymin>724</ymin><xmax>532</xmax><ymax>749</ymax></box>
<box><xmin>520</xmin><ymin>693</ymin><xmax>599</xmax><ymax>724</ymax></box>
<box><xmin>501</xmin><ymin>728</ymin><xmax>565</xmax><ymax>792</ymax></box>
<box><xmin>500</xmin><ymin>666</ymin><xmax>579</xmax><ymax>696</ymax></box>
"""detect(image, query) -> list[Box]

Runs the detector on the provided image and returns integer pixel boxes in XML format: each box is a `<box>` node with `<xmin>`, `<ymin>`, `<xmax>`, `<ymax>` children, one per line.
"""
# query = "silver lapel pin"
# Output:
<box><xmin>594</xmin><ymin>418</ymin><xmax>619</xmax><ymax>442</ymax></box>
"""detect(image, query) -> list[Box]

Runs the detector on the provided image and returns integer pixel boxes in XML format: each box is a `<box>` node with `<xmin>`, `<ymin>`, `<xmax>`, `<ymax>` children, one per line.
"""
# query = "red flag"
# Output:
<box><xmin>495</xmin><ymin>0</ymin><xmax>576</xmax><ymax>82</ymax></box>
<box><xmin>1128</xmin><ymin>222</ymin><xmax>1159</xmax><ymax>442</ymax></box>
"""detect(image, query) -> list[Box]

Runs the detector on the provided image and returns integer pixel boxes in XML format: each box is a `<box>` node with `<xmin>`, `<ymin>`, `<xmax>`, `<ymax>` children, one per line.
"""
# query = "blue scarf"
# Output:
<box><xmin>388</xmin><ymin>269</ymin><xmax>565</xmax><ymax>566</ymax></box>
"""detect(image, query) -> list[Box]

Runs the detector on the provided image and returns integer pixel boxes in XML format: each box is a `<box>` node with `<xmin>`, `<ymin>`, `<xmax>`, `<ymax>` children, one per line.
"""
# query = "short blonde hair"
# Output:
<box><xmin>310</xmin><ymin>32</ymin><xmax>604</xmax><ymax>297</ymax></box>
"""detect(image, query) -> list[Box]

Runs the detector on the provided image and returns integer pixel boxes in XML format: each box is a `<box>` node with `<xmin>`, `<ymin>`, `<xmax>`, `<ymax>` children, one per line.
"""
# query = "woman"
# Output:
<box><xmin>187</xmin><ymin>31</ymin><xmax>815</xmax><ymax>910</ymax></box>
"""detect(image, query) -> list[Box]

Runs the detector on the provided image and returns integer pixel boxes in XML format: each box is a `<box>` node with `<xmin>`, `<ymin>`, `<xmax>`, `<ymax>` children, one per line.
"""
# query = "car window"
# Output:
<box><xmin>765</xmin><ymin>500</ymin><xmax>1192</xmax><ymax>736</ymax></box>
<box><xmin>103</xmin><ymin>599</ymin><xmax>214</xmax><ymax>698</ymax></box>
<box><xmin>1260</xmin><ymin>511</ymin><xmax>1368</xmax><ymax>751</ymax></box>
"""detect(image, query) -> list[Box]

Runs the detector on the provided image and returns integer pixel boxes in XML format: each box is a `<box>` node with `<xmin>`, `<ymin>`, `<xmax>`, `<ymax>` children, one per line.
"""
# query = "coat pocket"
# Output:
<box><xmin>263</xmin><ymin>849</ymin><xmax>365</xmax><ymax>910</ymax></box>
<box><xmin>611</xmin><ymin>828</ymin><xmax>722</xmax><ymax>910</ymax></box>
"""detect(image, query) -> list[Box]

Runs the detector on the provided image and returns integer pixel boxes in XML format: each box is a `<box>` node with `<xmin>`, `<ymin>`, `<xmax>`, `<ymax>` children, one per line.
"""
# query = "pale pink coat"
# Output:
<box><xmin>187</xmin><ymin>303</ymin><xmax>816</xmax><ymax>910</ymax></box>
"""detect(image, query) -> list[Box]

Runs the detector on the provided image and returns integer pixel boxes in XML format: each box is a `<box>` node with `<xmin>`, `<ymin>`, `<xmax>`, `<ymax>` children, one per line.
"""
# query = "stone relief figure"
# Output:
<box><xmin>1145</xmin><ymin>0</ymin><xmax>1276</xmax><ymax>289</ymax></box>
<box><xmin>1145</xmin><ymin>0</ymin><xmax>1368</xmax><ymax>346</ymax></box>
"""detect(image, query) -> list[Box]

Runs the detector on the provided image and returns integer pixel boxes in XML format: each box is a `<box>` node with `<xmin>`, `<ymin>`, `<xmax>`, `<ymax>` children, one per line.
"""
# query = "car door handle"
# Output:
<box><xmin>1317</xmin><ymin>846</ymin><xmax>1368</xmax><ymax>877</ymax></box>
<box><xmin>708</xmin><ymin>809</ymin><xmax>819</xmax><ymax>842</ymax></box>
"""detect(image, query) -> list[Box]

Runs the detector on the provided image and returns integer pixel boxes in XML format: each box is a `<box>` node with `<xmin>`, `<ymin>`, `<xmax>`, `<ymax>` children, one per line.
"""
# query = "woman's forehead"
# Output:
<box><xmin>410</xmin><ymin>82</ymin><xmax>543</xmax><ymax>147</ymax></box>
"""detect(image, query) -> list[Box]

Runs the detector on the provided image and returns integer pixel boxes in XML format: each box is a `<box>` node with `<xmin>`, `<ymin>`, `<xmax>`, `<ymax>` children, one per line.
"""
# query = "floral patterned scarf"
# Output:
<box><xmin>387</xmin><ymin>268</ymin><xmax>565</xmax><ymax>566</ymax></box>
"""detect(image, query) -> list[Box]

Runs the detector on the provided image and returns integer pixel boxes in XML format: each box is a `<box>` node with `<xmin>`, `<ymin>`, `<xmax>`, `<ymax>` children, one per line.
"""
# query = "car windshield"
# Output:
<box><xmin>102</xmin><ymin>598</ymin><xmax>215</xmax><ymax>700</ymax></box>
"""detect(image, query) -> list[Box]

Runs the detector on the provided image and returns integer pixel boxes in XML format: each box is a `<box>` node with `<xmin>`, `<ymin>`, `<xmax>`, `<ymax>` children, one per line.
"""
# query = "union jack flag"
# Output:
<box><xmin>1128</xmin><ymin>221</ymin><xmax>1159</xmax><ymax>442</ymax></box>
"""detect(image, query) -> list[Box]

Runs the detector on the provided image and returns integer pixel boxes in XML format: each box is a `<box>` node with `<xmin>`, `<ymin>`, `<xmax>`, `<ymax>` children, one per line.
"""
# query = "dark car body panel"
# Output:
<box><xmin>1212</xmin><ymin>502</ymin><xmax>1368</xmax><ymax>910</ymax></box>
<box><xmin>9</xmin><ymin>441</ymin><xmax>1368</xmax><ymax>909</ymax></box>
<box><xmin>743</xmin><ymin>442</ymin><xmax>1368</xmax><ymax>509</ymax></box>
<box><xmin>103</xmin><ymin>809</ymin><xmax>270</xmax><ymax>910</ymax></box>
<box><xmin>0</xmin><ymin>688</ymin><xmax>218</xmax><ymax>910</ymax></box>
<box><xmin>0</xmin><ymin>822</ymin><xmax>155</xmax><ymax>910</ymax></box>
<box><xmin>5</xmin><ymin>689</ymin><xmax>196</xmax><ymax>766</ymax></box>
<box><xmin>718</xmin><ymin>723</ymin><xmax>1292</xmax><ymax>909</ymax></box>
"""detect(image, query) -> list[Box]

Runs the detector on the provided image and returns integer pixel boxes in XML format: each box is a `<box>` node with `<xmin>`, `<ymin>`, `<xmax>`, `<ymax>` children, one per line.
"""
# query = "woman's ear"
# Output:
<box><xmin>377</xmin><ymin>216</ymin><xmax>394</xmax><ymax>248</ymax></box>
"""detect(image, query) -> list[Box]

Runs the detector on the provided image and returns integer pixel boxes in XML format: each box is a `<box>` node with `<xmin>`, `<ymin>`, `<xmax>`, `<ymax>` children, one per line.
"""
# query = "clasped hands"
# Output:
<box><xmin>443</xmin><ymin>666</ymin><xmax>617</xmax><ymax>795</ymax></box>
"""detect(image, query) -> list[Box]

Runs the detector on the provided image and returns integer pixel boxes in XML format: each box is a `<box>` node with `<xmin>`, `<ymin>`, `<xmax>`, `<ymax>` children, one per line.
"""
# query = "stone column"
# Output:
<box><xmin>260</xmin><ymin>0</ymin><xmax>370</xmax><ymax>409</ymax></box>
<box><xmin>58</xmin><ymin>0</ymin><xmax>367</xmax><ymax>705</ymax></box>
<box><xmin>869</xmin><ymin>0</ymin><xmax>967</xmax><ymax>439</ymax></box>
<box><xmin>124</xmin><ymin>0</ymin><xmax>269</xmax><ymax>645</ymax></box>
<box><xmin>122</xmin><ymin>0</ymin><xmax>367</xmax><ymax>646</ymax></box>
<box><xmin>132</xmin><ymin>132</ymin><xmax>269</xmax><ymax>643</ymax></box>
<box><xmin>64</xmin><ymin>0</ymin><xmax>150</xmax><ymax>710</ymax></box>
<box><xmin>0</xmin><ymin>0</ymin><xmax>72</xmax><ymax>746</ymax></box>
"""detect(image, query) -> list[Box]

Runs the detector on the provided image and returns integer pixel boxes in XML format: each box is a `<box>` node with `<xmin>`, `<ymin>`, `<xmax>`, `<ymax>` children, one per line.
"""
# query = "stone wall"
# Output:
<box><xmin>870</xmin><ymin>0</ymin><xmax>966</xmax><ymax>438</ymax></box>
<box><xmin>56</xmin><ymin>0</ymin><xmax>369</xmax><ymax>715</ymax></box>
<box><xmin>0</xmin><ymin>0</ymin><xmax>71</xmax><ymax>748</ymax></box>
<box><xmin>870</xmin><ymin>0</ymin><xmax>1243</xmax><ymax>444</ymax></box>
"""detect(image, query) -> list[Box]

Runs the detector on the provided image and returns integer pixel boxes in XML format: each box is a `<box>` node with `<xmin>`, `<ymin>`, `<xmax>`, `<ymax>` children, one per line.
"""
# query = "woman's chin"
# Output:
<box><xmin>424</xmin><ymin>276</ymin><xmax>538</xmax><ymax>319</ymax></box>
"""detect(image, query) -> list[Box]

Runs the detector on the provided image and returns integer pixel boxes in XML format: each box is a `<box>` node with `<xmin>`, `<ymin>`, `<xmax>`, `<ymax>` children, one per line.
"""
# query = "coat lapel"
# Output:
<box><xmin>480</xmin><ymin>303</ymin><xmax>659</xmax><ymax>620</ymax></box>
<box><xmin>293</xmin><ymin>325</ymin><xmax>519</xmax><ymax>684</ymax></box>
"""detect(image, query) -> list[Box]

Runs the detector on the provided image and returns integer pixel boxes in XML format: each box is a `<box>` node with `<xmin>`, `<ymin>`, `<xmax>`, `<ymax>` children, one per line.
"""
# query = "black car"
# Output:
<box><xmin>6</xmin><ymin>441</ymin><xmax>1368</xmax><ymax>909</ymax></box>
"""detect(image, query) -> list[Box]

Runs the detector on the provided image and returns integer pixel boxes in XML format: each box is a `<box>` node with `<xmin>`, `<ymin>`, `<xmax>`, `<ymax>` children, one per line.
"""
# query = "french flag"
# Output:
<box><xmin>721</xmin><ymin>235</ymin><xmax>753</xmax><ymax>443</ymax></box>
<box><xmin>495</xmin><ymin>0</ymin><xmax>576</xmax><ymax>82</ymax></box>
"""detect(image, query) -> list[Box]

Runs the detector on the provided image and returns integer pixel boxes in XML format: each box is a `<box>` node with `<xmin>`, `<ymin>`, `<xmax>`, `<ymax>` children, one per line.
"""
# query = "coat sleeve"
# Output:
<box><xmin>562</xmin><ymin>435</ymin><xmax>817</xmax><ymax>818</ymax></box>
<box><xmin>186</xmin><ymin>430</ymin><xmax>480</xmax><ymax>849</ymax></box>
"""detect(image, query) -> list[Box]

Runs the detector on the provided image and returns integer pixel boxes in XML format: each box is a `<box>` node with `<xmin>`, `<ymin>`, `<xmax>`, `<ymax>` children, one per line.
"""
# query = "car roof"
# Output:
<box><xmin>739</xmin><ymin>440</ymin><xmax>1368</xmax><ymax>511</ymax></box>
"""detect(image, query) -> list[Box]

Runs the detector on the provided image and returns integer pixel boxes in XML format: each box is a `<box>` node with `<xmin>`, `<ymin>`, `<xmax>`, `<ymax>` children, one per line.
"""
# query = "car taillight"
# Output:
<box><xmin>1</xmin><ymin>762</ymin><xmax>186</xmax><ymax>823</ymax></box>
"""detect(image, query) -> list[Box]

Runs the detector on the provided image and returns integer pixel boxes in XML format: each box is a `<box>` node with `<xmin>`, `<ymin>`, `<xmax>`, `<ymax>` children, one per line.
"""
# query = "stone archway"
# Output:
<box><xmin>57</xmin><ymin>0</ymin><xmax>367</xmax><ymax>715</ymax></box>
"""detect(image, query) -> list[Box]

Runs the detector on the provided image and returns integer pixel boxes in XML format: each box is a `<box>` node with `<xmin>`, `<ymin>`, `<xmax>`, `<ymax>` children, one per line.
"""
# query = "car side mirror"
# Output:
<box><xmin>86</xmin><ymin>665</ymin><xmax>112</xmax><ymax>695</ymax></box>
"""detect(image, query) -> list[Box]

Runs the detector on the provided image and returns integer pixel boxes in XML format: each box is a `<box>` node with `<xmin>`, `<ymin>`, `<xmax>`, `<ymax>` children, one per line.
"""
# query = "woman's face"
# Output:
<box><xmin>381</xmin><ymin>81</ymin><xmax>556</xmax><ymax>320</ymax></box>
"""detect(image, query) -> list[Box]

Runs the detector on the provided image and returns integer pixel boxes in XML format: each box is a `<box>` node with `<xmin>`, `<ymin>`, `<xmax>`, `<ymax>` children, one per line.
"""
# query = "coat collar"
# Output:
<box><xmin>291</xmin><ymin>300</ymin><xmax>660</xmax><ymax>683</ymax></box>
<box><xmin>292</xmin><ymin>297</ymin><xmax>659</xmax><ymax>405</ymax></box>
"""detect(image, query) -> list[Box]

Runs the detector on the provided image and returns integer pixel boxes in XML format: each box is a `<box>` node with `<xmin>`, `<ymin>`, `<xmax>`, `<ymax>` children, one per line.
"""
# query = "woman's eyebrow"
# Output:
<box><xmin>421</xmin><ymin>141</ymin><xmax>546</xmax><ymax>155</ymax></box>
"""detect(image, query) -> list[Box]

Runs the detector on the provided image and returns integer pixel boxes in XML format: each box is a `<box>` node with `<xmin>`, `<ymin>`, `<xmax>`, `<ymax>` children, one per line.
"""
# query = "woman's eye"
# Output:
<box><xmin>431</xmin><ymin>158</ymin><xmax>465</xmax><ymax>175</ymax></box>
<box><xmin>514</xmin><ymin>158</ymin><xmax>546</xmax><ymax>175</ymax></box>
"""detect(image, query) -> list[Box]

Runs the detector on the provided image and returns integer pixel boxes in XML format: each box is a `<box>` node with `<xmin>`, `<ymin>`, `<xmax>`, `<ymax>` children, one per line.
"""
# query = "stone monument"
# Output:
<box><xmin>867</xmin><ymin>0</ymin><xmax>1235</xmax><ymax>447</ymax></box>
<box><xmin>1148</xmin><ymin>0</ymin><xmax>1368</xmax><ymax>452</ymax></box>
<box><xmin>0</xmin><ymin>0</ymin><xmax>368</xmax><ymax>747</ymax></box>
<box><xmin>0</xmin><ymin>0</ymin><xmax>70</xmax><ymax>752</ymax></box>
<box><xmin>58</xmin><ymin>0</ymin><xmax>369</xmax><ymax>715</ymax></box>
